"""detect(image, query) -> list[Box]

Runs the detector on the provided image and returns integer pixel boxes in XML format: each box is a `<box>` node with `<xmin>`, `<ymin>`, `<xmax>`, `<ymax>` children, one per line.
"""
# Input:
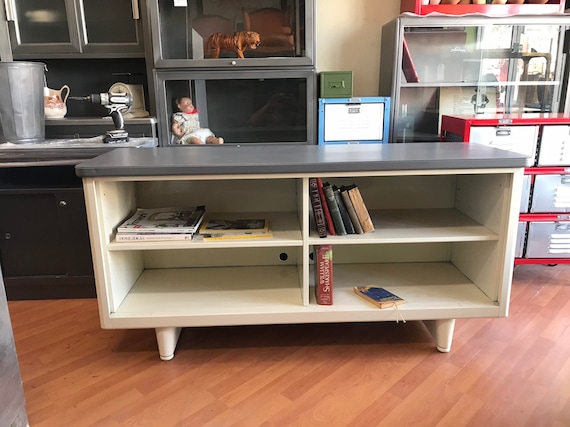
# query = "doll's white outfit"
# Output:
<box><xmin>172</xmin><ymin>110</ymin><xmax>215</xmax><ymax>144</ymax></box>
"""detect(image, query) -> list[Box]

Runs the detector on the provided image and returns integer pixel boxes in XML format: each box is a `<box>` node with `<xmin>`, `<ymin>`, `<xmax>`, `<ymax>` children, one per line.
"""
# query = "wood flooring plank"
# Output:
<box><xmin>6</xmin><ymin>263</ymin><xmax>570</xmax><ymax>427</ymax></box>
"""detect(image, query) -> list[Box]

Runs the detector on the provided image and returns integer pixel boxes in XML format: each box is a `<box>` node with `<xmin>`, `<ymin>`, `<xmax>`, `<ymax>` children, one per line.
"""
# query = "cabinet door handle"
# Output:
<box><xmin>4</xmin><ymin>232</ymin><xmax>11</xmax><ymax>240</ymax></box>
<box><xmin>59</xmin><ymin>200</ymin><xmax>67</xmax><ymax>207</ymax></box>
<box><xmin>131</xmin><ymin>0</ymin><xmax>139</xmax><ymax>20</ymax></box>
<box><xmin>4</xmin><ymin>0</ymin><xmax>15</xmax><ymax>21</ymax></box>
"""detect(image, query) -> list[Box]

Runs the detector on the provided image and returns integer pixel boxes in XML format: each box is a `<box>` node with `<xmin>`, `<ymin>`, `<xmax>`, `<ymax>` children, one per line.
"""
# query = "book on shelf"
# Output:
<box><xmin>116</xmin><ymin>232</ymin><xmax>194</xmax><ymax>242</ymax></box>
<box><xmin>309</xmin><ymin>177</ymin><xmax>328</xmax><ymax>238</ymax></box>
<box><xmin>117</xmin><ymin>206</ymin><xmax>206</xmax><ymax>234</ymax></box>
<box><xmin>333</xmin><ymin>185</ymin><xmax>356</xmax><ymax>234</ymax></box>
<box><xmin>402</xmin><ymin>37</ymin><xmax>419</xmax><ymax>83</ymax></box>
<box><xmin>322</xmin><ymin>182</ymin><xmax>347</xmax><ymax>235</ymax></box>
<box><xmin>340</xmin><ymin>186</ymin><xmax>364</xmax><ymax>234</ymax></box>
<box><xmin>353</xmin><ymin>286</ymin><xmax>405</xmax><ymax>309</ymax></box>
<box><xmin>314</xmin><ymin>245</ymin><xmax>333</xmax><ymax>305</ymax></box>
<box><xmin>346</xmin><ymin>185</ymin><xmax>375</xmax><ymax>233</ymax></box>
<box><xmin>316</xmin><ymin>177</ymin><xmax>336</xmax><ymax>235</ymax></box>
<box><xmin>201</xmin><ymin>230</ymin><xmax>273</xmax><ymax>241</ymax></box>
<box><xmin>199</xmin><ymin>217</ymin><xmax>269</xmax><ymax>234</ymax></box>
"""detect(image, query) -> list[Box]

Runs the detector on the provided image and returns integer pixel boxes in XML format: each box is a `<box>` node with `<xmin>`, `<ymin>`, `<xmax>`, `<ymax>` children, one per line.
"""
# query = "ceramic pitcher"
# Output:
<box><xmin>44</xmin><ymin>84</ymin><xmax>70</xmax><ymax>118</ymax></box>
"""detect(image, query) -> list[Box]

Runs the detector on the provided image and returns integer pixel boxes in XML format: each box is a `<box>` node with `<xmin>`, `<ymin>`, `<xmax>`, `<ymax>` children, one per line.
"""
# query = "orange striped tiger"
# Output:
<box><xmin>206</xmin><ymin>31</ymin><xmax>261</xmax><ymax>59</ymax></box>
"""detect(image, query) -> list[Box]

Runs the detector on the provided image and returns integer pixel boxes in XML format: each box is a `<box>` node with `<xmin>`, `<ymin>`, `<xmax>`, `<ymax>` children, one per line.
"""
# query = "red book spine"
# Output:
<box><xmin>316</xmin><ymin>177</ymin><xmax>336</xmax><ymax>235</ymax></box>
<box><xmin>315</xmin><ymin>245</ymin><xmax>333</xmax><ymax>305</ymax></box>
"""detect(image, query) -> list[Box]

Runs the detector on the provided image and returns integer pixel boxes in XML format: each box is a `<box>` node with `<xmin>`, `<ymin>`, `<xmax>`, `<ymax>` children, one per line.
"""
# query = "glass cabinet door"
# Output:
<box><xmin>148</xmin><ymin>0</ymin><xmax>314</xmax><ymax>68</ymax></box>
<box><xmin>80</xmin><ymin>0</ymin><xmax>144</xmax><ymax>55</ymax></box>
<box><xmin>382</xmin><ymin>16</ymin><xmax>570</xmax><ymax>143</ymax></box>
<box><xmin>8</xmin><ymin>0</ymin><xmax>82</xmax><ymax>54</ymax></box>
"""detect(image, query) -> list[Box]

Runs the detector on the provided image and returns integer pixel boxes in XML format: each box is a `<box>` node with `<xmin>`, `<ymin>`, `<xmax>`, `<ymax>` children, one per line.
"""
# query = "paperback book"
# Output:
<box><xmin>201</xmin><ymin>230</ymin><xmax>273</xmax><ymax>241</ymax></box>
<box><xmin>116</xmin><ymin>233</ymin><xmax>194</xmax><ymax>242</ymax></box>
<box><xmin>199</xmin><ymin>217</ymin><xmax>269</xmax><ymax>234</ymax></box>
<box><xmin>353</xmin><ymin>286</ymin><xmax>405</xmax><ymax>309</ymax></box>
<box><xmin>117</xmin><ymin>206</ymin><xmax>206</xmax><ymax>234</ymax></box>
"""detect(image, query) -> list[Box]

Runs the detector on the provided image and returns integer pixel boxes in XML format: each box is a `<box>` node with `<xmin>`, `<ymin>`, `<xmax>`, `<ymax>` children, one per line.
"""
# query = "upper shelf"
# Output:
<box><xmin>400</xmin><ymin>0</ymin><xmax>565</xmax><ymax>16</ymax></box>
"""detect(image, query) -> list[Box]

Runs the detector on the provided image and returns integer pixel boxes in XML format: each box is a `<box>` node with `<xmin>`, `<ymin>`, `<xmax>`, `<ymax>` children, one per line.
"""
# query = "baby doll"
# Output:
<box><xmin>171</xmin><ymin>97</ymin><xmax>224</xmax><ymax>145</ymax></box>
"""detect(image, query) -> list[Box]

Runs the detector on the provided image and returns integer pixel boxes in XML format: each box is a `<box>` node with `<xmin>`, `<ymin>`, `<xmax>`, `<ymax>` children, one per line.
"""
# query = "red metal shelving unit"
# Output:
<box><xmin>400</xmin><ymin>0</ymin><xmax>565</xmax><ymax>16</ymax></box>
<box><xmin>441</xmin><ymin>113</ymin><xmax>570</xmax><ymax>265</ymax></box>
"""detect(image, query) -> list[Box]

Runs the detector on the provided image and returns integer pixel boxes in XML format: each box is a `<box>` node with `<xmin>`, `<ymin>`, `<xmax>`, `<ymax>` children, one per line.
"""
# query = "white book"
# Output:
<box><xmin>117</xmin><ymin>206</ymin><xmax>205</xmax><ymax>234</ymax></box>
<box><xmin>116</xmin><ymin>233</ymin><xmax>194</xmax><ymax>242</ymax></box>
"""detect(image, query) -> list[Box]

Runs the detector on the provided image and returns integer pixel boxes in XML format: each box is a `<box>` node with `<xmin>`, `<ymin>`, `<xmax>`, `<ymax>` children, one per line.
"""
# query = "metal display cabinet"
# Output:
<box><xmin>7</xmin><ymin>0</ymin><xmax>145</xmax><ymax>58</ymax></box>
<box><xmin>441</xmin><ymin>113</ymin><xmax>570</xmax><ymax>265</ymax></box>
<box><xmin>380</xmin><ymin>14</ymin><xmax>570</xmax><ymax>143</ymax></box>
<box><xmin>146</xmin><ymin>0</ymin><xmax>315</xmax><ymax>69</ymax></box>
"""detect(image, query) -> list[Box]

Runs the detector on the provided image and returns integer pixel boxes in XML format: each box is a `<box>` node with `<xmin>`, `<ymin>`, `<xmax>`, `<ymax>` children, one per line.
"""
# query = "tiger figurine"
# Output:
<box><xmin>206</xmin><ymin>31</ymin><xmax>261</xmax><ymax>59</ymax></box>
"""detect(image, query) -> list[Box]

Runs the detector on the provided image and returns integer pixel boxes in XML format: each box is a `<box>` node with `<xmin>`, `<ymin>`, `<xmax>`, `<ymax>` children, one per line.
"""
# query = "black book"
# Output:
<box><xmin>333</xmin><ymin>185</ymin><xmax>355</xmax><ymax>234</ymax></box>
<box><xmin>322</xmin><ymin>182</ymin><xmax>347</xmax><ymax>235</ymax></box>
<box><xmin>309</xmin><ymin>177</ymin><xmax>327</xmax><ymax>238</ymax></box>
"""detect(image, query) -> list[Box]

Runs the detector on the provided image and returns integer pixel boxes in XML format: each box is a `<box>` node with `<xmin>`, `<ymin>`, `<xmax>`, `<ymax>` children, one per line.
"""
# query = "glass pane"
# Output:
<box><xmin>15</xmin><ymin>0</ymin><xmax>70</xmax><ymax>44</ymax></box>
<box><xmin>165</xmin><ymin>78</ymin><xmax>308</xmax><ymax>144</ymax></box>
<box><xmin>82</xmin><ymin>0</ymin><xmax>137</xmax><ymax>44</ymax></box>
<box><xmin>397</xmin><ymin>22</ymin><xmax>566</xmax><ymax>142</ymax></box>
<box><xmin>157</xmin><ymin>0</ymin><xmax>305</xmax><ymax>60</ymax></box>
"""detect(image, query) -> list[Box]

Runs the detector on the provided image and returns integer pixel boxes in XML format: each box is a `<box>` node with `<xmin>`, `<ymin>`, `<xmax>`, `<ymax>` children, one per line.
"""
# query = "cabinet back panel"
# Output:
<box><xmin>329</xmin><ymin>243</ymin><xmax>450</xmax><ymax>264</ymax></box>
<box><xmin>136</xmin><ymin>179</ymin><xmax>299</xmax><ymax>212</ymax></box>
<box><xmin>143</xmin><ymin>247</ymin><xmax>301</xmax><ymax>268</ymax></box>
<box><xmin>330</xmin><ymin>175</ymin><xmax>457</xmax><ymax>210</ymax></box>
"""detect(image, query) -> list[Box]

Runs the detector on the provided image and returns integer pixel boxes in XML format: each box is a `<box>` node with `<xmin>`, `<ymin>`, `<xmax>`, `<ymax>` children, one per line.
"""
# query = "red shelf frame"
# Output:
<box><xmin>440</xmin><ymin>113</ymin><xmax>570</xmax><ymax>266</ymax></box>
<box><xmin>400</xmin><ymin>0</ymin><xmax>565</xmax><ymax>16</ymax></box>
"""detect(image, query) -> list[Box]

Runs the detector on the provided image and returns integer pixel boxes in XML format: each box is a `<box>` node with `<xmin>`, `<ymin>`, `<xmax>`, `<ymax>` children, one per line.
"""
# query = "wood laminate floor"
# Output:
<box><xmin>7</xmin><ymin>263</ymin><xmax>570</xmax><ymax>427</ymax></box>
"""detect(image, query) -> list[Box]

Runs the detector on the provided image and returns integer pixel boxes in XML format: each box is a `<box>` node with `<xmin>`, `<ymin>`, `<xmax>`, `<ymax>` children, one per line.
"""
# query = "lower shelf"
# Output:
<box><xmin>105</xmin><ymin>262</ymin><xmax>502</xmax><ymax>328</ymax></box>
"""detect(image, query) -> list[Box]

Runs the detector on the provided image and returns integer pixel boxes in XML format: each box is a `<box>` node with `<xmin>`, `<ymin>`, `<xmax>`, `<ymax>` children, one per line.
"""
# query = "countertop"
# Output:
<box><xmin>0</xmin><ymin>137</ymin><xmax>158</xmax><ymax>167</ymax></box>
<box><xmin>75</xmin><ymin>142</ymin><xmax>532</xmax><ymax>178</ymax></box>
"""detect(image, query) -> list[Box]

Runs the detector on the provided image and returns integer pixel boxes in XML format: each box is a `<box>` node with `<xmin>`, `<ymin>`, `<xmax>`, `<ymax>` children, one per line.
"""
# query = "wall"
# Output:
<box><xmin>316</xmin><ymin>0</ymin><xmax>400</xmax><ymax>97</ymax></box>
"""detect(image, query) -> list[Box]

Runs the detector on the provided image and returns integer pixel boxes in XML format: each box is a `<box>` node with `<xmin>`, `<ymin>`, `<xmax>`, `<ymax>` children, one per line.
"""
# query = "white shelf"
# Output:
<box><xmin>109</xmin><ymin>211</ymin><xmax>302</xmax><ymax>250</ymax></box>
<box><xmin>309</xmin><ymin>208</ymin><xmax>498</xmax><ymax>243</ymax></box>
<box><xmin>108</xmin><ymin>262</ymin><xmax>498</xmax><ymax>328</ymax></box>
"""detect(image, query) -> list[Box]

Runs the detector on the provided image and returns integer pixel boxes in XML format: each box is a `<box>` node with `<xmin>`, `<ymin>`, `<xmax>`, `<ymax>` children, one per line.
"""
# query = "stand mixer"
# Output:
<box><xmin>69</xmin><ymin>92</ymin><xmax>133</xmax><ymax>143</ymax></box>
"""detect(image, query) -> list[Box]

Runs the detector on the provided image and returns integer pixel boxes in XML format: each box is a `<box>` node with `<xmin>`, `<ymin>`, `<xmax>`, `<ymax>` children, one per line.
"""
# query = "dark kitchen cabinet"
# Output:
<box><xmin>0</xmin><ymin>166</ymin><xmax>95</xmax><ymax>300</ymax></box>
<box><xmin>7</xmin><ymin>0</ymin><xmax>145</xmax><ymax>58</ymax></box>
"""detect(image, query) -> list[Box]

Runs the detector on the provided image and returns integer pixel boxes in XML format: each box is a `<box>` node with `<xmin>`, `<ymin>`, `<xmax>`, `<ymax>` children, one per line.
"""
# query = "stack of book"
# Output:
<box><xmin>115</xmin><ymin>206</ymin><xmax>206</xmax><ymax>241</ymax></box>
<box><xmin>199</xmin><ymin>217</ymin><xmax>273</xmax><ymax>240</ymax></box>
<box><xmin>309</xmin><ymin>177</ymin><xmax>374</xmax><ymax>237</ymax></box>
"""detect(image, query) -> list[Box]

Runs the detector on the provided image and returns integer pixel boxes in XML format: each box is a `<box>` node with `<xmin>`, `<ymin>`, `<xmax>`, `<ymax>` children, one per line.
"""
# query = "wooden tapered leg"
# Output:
<box><xmin>422</xmin><ymin>319</ymin><xmax>455</xmax><ymax>353</ymax></box>
<box><xmin>155</xmin><ymin>327</ymin><xmax>182</xmax><ymax>361</ymax></box>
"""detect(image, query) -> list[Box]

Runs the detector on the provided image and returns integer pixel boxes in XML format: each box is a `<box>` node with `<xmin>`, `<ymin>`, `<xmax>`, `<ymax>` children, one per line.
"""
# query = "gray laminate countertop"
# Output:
<box><xmin>75</xmin><ymin>143</ymin><xmax>532</xmax><ymax>178</ymax></box>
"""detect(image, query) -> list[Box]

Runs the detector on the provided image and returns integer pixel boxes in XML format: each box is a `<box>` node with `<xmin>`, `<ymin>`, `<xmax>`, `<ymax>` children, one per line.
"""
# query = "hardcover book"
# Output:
<box><xmin>309</xmin><ymin>177</ymin><xmax>328</xmax><ymax>238</ymax></box>
<box><xmin>317</xmin><ymin>177</ymin><xmax>336</xmax><ymax>235</ymax></box>
<box><xmin>340</xmin><ymin>187</ymin><xmax>364</xmax><ymax>234</ymax></box>
<box><xmin>117</xmin><ymin>206</ymin><xmax>206</xmax><ymax>234</ymax></box>
<box><xmin>199</xmin><ymin>217</ymin><xmax>269</xmax><ymax>234</ymax></box>
<box><xmin>353</xmin><ymin>286</ymin><xmax>405</xmax><ymax>309</ymax></box>
<box><xmin>333</xmin><ymin>185</ymin><xmax>355</xmax><ymax>234</ymax></box>
<box><xmin>314</xmin><ymin>245</ymin><xmax>333</xmax><ymax>305</ymax></box>
<box><xmin>346</xmin><ymin>185</ymin><xmax>374</xmax><ymax>233</ymax></box>
<box><xmin>322</xmin><ymin>182</ymin><xmax>347</xmax><ymax>235</ymax></box>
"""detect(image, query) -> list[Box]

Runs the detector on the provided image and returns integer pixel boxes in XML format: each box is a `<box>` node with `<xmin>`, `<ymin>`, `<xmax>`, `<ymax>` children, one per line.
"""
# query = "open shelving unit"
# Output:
<box><xmin>76</xmin><ymin>144</ymin><xmax>528</xmax><ymax>360</ymax></box>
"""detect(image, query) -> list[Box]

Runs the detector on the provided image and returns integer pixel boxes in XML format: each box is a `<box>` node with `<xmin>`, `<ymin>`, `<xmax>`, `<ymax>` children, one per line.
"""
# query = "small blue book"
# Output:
<box><xmin>353</xmin><ymin>286</ymin><xmax>405</xmax><ymax>309</ymax></box>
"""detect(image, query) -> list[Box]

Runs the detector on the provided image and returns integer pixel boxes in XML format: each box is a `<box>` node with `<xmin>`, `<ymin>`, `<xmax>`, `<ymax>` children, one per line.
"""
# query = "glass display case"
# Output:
<box><xmin>155</xmin><ymin>68</ymin><xmax>316</xmax><ymax>145</ymax></box>
<box><xmin>380</xmin><ymin>15</ymin><xmax>570</xmax><ymax>143</ymax></box>
<box><xmin>147</xmin><ymin>0</ymin><xmax>314</xmax><ymax>68</ymax></box>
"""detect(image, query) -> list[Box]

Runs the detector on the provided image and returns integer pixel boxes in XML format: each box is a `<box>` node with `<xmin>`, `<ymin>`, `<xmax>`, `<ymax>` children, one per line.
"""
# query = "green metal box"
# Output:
<box><xmin>319</xmin><ymin>71</ymin><xmax>353</xmax><ymax>98</ymax></box>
